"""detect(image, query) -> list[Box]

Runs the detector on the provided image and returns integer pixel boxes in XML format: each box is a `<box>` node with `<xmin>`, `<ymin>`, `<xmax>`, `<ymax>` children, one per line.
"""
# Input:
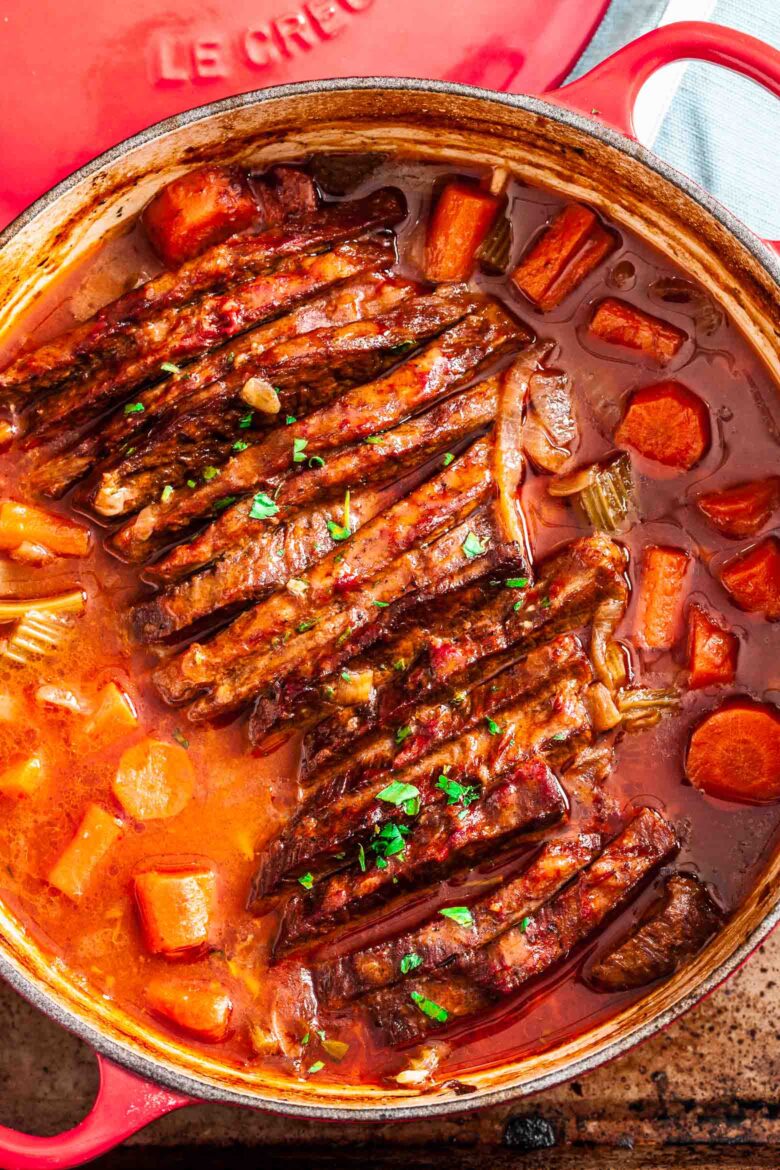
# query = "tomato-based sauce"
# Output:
<box><xmin>0</xmin><ymin>157</ymin><xmax>778</xmax><ymax>1088</ymax></box>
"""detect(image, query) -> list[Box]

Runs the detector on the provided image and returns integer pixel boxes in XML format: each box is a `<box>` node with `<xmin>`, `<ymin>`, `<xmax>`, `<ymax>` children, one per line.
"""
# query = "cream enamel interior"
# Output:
<box><xmin>0</xmin><ymin>82</ymin><xmax>778</xmax><ymax>1117</ymax></box>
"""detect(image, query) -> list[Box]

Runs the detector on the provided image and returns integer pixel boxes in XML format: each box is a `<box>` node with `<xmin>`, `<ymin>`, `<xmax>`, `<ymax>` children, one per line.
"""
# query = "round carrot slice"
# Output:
<box><xmin>615</xmin><ymin>381</ymin><xmax>710</xmax><ymax>470</ymax></box>
<box><xmin>113</xmin><ymin>738</ymin><xmax>194</xmax><ymax>820</ymax></box>
<box><xmin>686</xmin><ymin>701</ymin><xmax>780</xmax><ymax>804</ymax></box>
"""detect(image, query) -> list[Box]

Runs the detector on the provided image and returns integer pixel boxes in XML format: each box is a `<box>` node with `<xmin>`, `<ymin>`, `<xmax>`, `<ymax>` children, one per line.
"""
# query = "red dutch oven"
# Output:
<box><xmin>0</xmin><ymin>20</ymin><xmax>779</xmax><ymax>1169</ymax></box>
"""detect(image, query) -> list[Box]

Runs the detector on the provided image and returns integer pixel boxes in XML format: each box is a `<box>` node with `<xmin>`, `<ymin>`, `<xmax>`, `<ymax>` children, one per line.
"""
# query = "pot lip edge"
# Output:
<box><xmin>1</xmin><ymin>892</ymin><xmax>778</xmax><ymax>1119</ymax></box>
<box><xmin>1</xmin><ymin>73</ymin><xmax>779</xmax><ymax>1119</ymax></box>
<box><xmin>1</xmin><ymin>75</ymin><xmax>779</xmax><ymax>286</ymax></box>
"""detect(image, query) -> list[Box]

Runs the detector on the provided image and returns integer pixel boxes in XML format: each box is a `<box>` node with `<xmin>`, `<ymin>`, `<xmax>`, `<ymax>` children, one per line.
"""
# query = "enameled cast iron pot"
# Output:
<box><xmin>0</xmin><ymin>22</ymin><xmax>779</xmax><ymax>1168</ymax></box>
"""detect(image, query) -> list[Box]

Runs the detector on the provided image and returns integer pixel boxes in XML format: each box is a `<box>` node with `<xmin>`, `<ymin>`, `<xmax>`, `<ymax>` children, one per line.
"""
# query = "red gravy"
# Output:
<box><xmin>0</xmin><ymin>158</ymin><xmax>778</xmax><ymax>1086</ymax></box>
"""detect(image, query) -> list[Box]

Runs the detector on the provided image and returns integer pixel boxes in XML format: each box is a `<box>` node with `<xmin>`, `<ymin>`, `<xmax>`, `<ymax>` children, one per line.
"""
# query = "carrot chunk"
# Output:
<box><xmin>720</xmin><ymin>537</ymin><xmax>780</xmax><ymax>619</ymax></box>
<box><xmin>0</xmin><ymin>755</ymin><xmax>44</xmax><ymax>798</ymax></box>
<box><xmin>146</xmin><ymin>978</ymin><xmax>233</xmax><ymax>1042</ymax></box>
<box><xmin>589</xmin><ymin>298</ymin><xmax>687</xmax><ymax>364</ymax></box>
<box><xmin>615</xmin><ymin>381</ymin><xmax>710</xmax><ymax>470</ymax></box>
<box><xmin>134</xmin><ymin>866</ymin><xmax>216</xmax><ymax>957</ymax></box>
<box><xmin>83</xmin><ymin>683</ymin><xmax>138</xmax><ymax>746</ymax></box>
<box><xmin>637</xmin><ymin>545</ymin><xmax>691</xmax><ymax>650</ymax></box>
<box><xmin>424</xmin><ymin>182</ymin><xmax>500</xmax><ymax>282</ymax></box>
<box><xmin>512</xmin><ymin>204</ymin><xmax>615</xmax><ymax>309</ymax></box>
<box><xmin>142</xmin><ymin>165</ymin><xmax>258</xmax><ymax>267</ymax></box>
<box><xmin>112</xmin><ymin>738</ymin><xmax>194</xmax><ymax>821</ymax></box>
<box><xmin>48</xmin><ymin>804</ymin><xmax>122</xmax><ymax>900</ymax></box>
<box><xmin>687</xmin><ymin>604</ymin><xmax>738</xmax><ymax>689</ymax></box>
<box><xmin>698</xmin><ymin>477</ymin><xmax>779</xmax><ymax>538</ymax></box>
<box><xmin>687</xmin><ymin>701</ymin><xmax>780</xmax><ymax>803</ymax></box>
<box><xmin>0</xmin><ymin>501</ymin><xmax>90</xmax><ymax>558</ymax></box>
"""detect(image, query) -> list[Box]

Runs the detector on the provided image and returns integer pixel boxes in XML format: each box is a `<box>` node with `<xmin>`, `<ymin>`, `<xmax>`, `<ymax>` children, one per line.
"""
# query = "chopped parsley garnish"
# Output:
<box><xmin>202</xmin><ymin>466</ymin><xmax>219</xmax><ymax>481</ymax></box>
<box><xmin>376</xmin><ymin>781</ymin><xmax>420</xmax><ymax>809</ymax></box>
<box><xmin>160</xmin><ymin>484</ymin><xmax>174</xmax><ymax>503</ymax></box>
<box><xmin>513</xmin><ymin>599</ymin><xmax>524</xmax><ymax>612</ymax></box>
<box><xmin>341</xmin><ymin>670</ymin><xmax>351</xmax><ymax>682</ymax></box>
<box><xmin>357</xmin><ymin>843</ymin><xmax>366</xmax><ymax>872</ymax></box>
<box><xmin>308</xmin><ymin>455</ymin><xmax>326</xmax><ymax>469</ymax></box>
<box><xmin>551</xmin><ymin>730</ymin><xmax>567</xmax><ymax>742</ymax></box>
<box><xmin>436</xmin><ymin>774</ymin><xmax>480</xmax><ymax>807</ymax></box>
<box><xmin>301</xmin><ymin>1031</ymin><xmax>310</xmax><ymax>1045</ymax></box>
<box><xmin>307</xmin><ymin>1061</ymin><xmax>325</xmax><ymax>1074</ymax></box>
<box><xmin>298</xmin><ymin>872</ymin><xmax>315</xmax><ymax>890</ymax></box>
<box><xmin>238</xmin><ymin>411</ymin><xmax>253</xmax><ymax>429</ymax></box>
<box><xmin>364</xmin><ymin>434</ymin><xmax>385</xmax><ymax>445</ymax></box>
<box><xmin>123</xmin><ymin>402</ymin><xmax>144</xmax><ymax>414</ymax></box>
<box><xmin>233</xmin><ymin>439</ymin><xmax>249</xmax><ymax>452</ymax></box>
<box><xmin>541</xmin><ymin>596</ymin><xmax>551</xmax><ymax>608</ymax></box>
<box><xmin>373</xmin><ymin>600</ymin><xmax>389</xmax><ymax>607</ymax></box>
<box><xmin>395</xmin><ymin>725</ymin><xmax>412</xmax><ymax>744</ymax></box>
<box><xmin>370</xmin><ymin>821</ymin><xmax>409</xmax><ymax>864</ymax></box>
<box><xmin>160</xmin><ymin>361</ymin><xmax>181</xmax><ymax>375</ymax></box>
<box><xmin>285</xmin><ymin>415</ymin><xmax>297</xmax><ymax>425</ymax></box>
<box><xmin>410</xmin><ymin>991</ymin><xmax>448</xmax><ymax>1023</ymax></box>
<box><xmin>392</xmin><ymin>659</ymin><xmax>407</xmax><ymax>672</ymax></box>
<box><xmin>400</xmin><ymin>953</ymin><xmax>423</xmax><ymax>975</ymax></box>
<box><xmin>520</xmin><ymin>916</ymin><xmax>532</xmax><ymax>932</ymax></box>
<box><xmin>485</xmin><ymin>716</ymin><xmax>502</xmax><ymax>736</ymax></box>
<box><xmin>336</xmin><ymin>625</ymin><xmax>352</xmax><ymax>646</ymax></box>
<box><xmin>214</xmin><ymin>495</ymin><xmax>237</xmax><ymax>512</ymax></box>
<box><xmin>439</xmin><ymin>906</ymin><xmax>473</xmax><ymax>927</ymax></box>
<box><xmin>462</xmin><ymin>531</ymin><xmax>487</xmax><ymax>559</ymax></box>
<box><xmin>293</xmin><ymin>438</ymin><xmax>308</xmax><ymax>463</ymax></box>
<box><xmin>442</xmin><ymin>452</ymin><xmax>455</xmax><ymax>467</ymax></box>
<box><xmin>186</xmin><ymin>479</ymin><xmax>196</xmax><ymax>489</ymax></box>
<box><xmin>172</xmin><ymin>729</ymin><xmax>189</xmax><ymax>750</ymax></box>
<box><xmin>327</xmin><ymin>519</ymin><xmax>351</xmax><ymax>541</ymax></box>
<box><xmin>249</xmin><ymin>491</ymin><xmax>279</xmax><ymax>520</ymax></box>
<box><xmin>297</xmin><ymin>618</ymin><xmax>316</xmax><ymax>633</ymax></box>
<box><xmin>505</xmin><ymin>577</ymin><xmax>529</xmax><ymax>589</ymax></box>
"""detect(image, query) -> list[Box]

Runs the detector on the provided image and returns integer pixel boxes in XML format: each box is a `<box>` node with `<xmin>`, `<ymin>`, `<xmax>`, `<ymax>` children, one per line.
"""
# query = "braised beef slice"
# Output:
<box><xmin>589</xmin><ymin>873</ymin><xmax>723</xmax><ymax>991</ymax></box>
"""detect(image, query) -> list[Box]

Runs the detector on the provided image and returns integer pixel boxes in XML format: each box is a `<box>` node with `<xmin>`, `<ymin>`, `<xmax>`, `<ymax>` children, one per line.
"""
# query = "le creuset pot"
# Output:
<box><xmin>0</xmin><ymin>21</ymin><xmax>779</xmax><ymax>1170</ymax></box>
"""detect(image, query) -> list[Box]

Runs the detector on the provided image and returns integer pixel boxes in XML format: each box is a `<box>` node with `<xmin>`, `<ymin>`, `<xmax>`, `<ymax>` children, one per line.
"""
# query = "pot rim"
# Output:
<box><xmin>1</xmin><ymin>75</ymin><xmax>779</xmax><ymax>1122</ymax></box>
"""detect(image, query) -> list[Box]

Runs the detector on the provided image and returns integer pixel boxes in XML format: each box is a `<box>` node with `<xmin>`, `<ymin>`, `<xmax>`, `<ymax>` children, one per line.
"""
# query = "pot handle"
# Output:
<box><xmin>547</xmin><ymin>20</ymin><xmax>780</xmax><ymax>256</ymax></box>
<box><xmin>0</xmin><ymin>1054</ymin><xmax>193</xmax><ymax>1170</ymax></box>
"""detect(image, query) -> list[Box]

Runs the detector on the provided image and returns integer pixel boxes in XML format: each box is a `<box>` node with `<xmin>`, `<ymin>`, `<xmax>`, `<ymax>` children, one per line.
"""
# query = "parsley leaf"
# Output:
<box><xmin>485</xmin><ymin>716</ymin><xmax>502</xmax><ymax>735</ymax></box>
<box><xmin>160</xmin><ymin>484</ymin><xmax>174</xmax><ymax>503</ymax></box>
<box><xmin>298</xmin><ymin>872</ymin><xmax>315</xmax><ymax>890</ymax></box>
<box><xmin>186</xmin><ymin>479</ymin><xmax>196</xmax><ymax>489</ymax></box>
<box><xmin>308</xmin><ymin>455</ymin><xmax>325</xmax><ymax>469</ymax></box>
<box><xmin>376</xmin><ymin>781</ymin><xmax>420</xmax><ymax>807</ymax></box>
<box><xmin>462</xmin><ymin>531</ymin><xmax>487</xmax><ymax>559</ymax></box>
<box><xmin>285</xmin><ymin>415</ymin><xmax>297</xmax><ymax>425</ymax></box>
<box><xmin>249</xmin><ymin>491</ymin><xmax>279</xmax><ymax>520</ymax></box>
<box><xmin>373</xmin><ymin>600</ymin><xmax>389</xmax><ymax>607</ymax></box>
<box><xmin>123</xmin><ymin>402</ymin><xmax>144</xmax><ymax>414</ymax></box>
<box><xmin>327</xmin><ymin>519</ymin><xmax>351</xmax><ymax>542</ymax></box>
<box><xmin>238</xmin><ymin>411</ymin><xmax>253</xmax><ymax>429</ymax></box>
<box><xmin>520</xmin><ymin>916</ymin><xmax>532</xmax><ymax>933</ymax></box>
<box><xmin>505</xmin><ymin>577</ymin><xmax>529</xmax><ymax>588</ymax></box>
<box><xmin>233</xmin><ymin>439</ymin><xmax>249</xmax><ymax>452</ymax></box>
<box><xmin>436</xmin><ymin>774</ymin><xmax>480</xmax><ymax>807</ymax></box>
<box><xmin>410</xmin><ymin>991</ymin><xmax>448</xmax><ymax>1023</ymax></box>
<box><xmin>439</xmin><ymin>906</ymin><xmax>473</xmax><ymax>927</ymax></box>
<box><xmin>293</xmin><ymin>438</ymin><xmax>308</xmax><ymax>463</ymax></box>
<box><xmin>202</xmin><ymin>466</ymin><xmax>219</xmax><ymax>481</ymax></box>
<box><xmin>442</xmin><ymin>452</ymin><xmax>455</xmax><ymax>467</ymax></box>
<box><xmin>400</xmin><ymin>953</ymin><xmax>423</xmax><ymax>975</ymax></box>
<box><xmin>370</xmin><ymin>821</ymin><xmax>409</xmax><ymax>862</ymax></box>
<box><xmin>297</xmin><ymin>618</ymin><xmax>316</xmax><ymax>633</ymax></box>
<box><xmin>364</xmin><ymin>434</ymin><xmax>385</xmax><ymax>445</ymax></box>
<box><xmin>214</xmin><ymin>495</ymin><xmax>237</xmax><ymax>511</ymax></box>
<box><xmin>160</xmin><ymin>361</ymin><xmax>181</xmax><ymax>375</ymax></box>
<box><xmin>395</xmin><ymin>725</ymin><xmax>412</xmax><ymax>744</ymax></box>
<box><xmin>307</xmin><ymin>1061</ymin><xmax>325</xmax><ymax>1074</ymax></box>
<box><xmin>357</xmin><ymin>843</ymin><xmax>366</xmax><ymax>872</ymax></box>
